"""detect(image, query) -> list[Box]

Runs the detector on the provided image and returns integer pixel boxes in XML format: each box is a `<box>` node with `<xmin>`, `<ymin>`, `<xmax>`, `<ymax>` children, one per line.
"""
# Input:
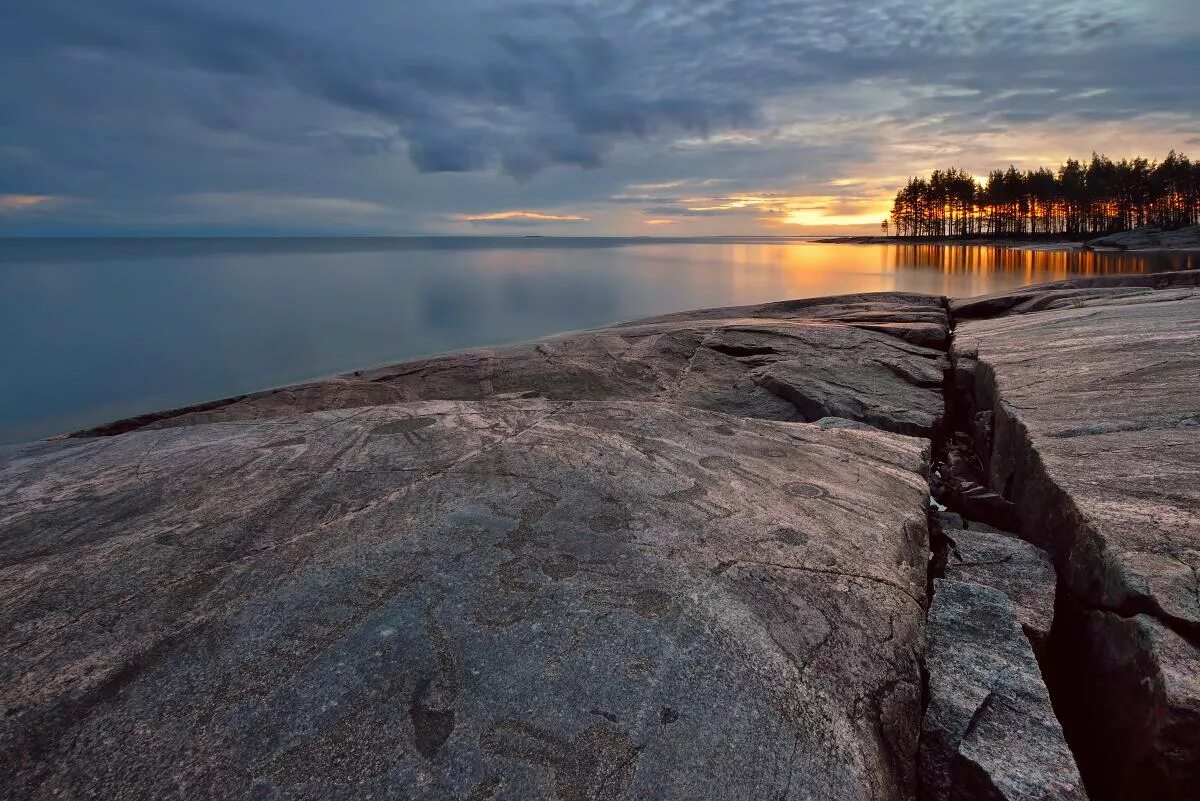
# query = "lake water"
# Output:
<box><xmin>1</xmin><ymin>237</ymin><xmax>1194</xmax><ymax>445</ymax></box>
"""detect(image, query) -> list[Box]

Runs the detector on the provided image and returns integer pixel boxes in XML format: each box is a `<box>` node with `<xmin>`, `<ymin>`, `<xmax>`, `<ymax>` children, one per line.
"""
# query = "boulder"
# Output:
<box><xmin>920</xmin><ymin>579</ymin><xmax>1087</xmax><ymax>801</ymax></box>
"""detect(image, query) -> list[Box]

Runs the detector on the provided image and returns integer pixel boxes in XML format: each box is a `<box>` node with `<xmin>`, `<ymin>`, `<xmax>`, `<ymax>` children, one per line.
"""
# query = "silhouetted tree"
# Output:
<box><xmin>889</xmin><ymin>151</ymin><xmax>1199</xmax><ymax>239</ymax></box>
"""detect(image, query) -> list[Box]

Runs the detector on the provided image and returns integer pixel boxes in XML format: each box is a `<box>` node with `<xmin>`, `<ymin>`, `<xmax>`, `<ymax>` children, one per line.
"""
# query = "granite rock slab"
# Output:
<box><xmin>1</xmin><ymin>400</ymin><xmax>932</xmax><ymax>800</ymax></box>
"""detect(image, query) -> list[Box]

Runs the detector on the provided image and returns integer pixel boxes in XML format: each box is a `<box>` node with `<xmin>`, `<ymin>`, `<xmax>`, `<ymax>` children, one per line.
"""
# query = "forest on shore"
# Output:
<box><xmin>888</xmin><ymin>151</ymin><xmax>1200</xmax><ymax>238</ymax></box>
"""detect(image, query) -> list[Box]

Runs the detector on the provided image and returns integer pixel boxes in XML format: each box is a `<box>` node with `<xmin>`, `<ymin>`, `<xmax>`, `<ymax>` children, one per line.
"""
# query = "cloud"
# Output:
<box><xmin>1</xmin><ymin>0</ymin><xmax>1197</xmax><ymax>234</ymax></box>
<box><xmin>0</xmin><ymin>194</ymin><xmax>66</xmax><ymax>213</ymax></box>
<box><xmin>455</xmin><ymin>211</ymin><xmax>589</xmax><ymax>225</ymax></box>
<box><xmin>186</xmin><ymin>192</ymin><xmax>395</xmax><ymax>218</ymax></box>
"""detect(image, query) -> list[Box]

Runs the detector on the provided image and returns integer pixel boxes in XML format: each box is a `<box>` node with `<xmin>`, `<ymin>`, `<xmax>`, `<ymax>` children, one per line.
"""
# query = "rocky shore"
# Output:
<box><xmin>1</xmin><ymin>271</ymin><xmax>1197</xmax><ymax>800</ymax></box>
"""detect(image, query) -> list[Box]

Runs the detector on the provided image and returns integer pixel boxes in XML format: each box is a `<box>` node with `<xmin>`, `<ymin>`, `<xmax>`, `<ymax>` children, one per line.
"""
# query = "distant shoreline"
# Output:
<box><xmin>816</xmin><ymin>226</ymin><xmax>1200</xmax><ymax>252</ymax></box>
<box><xmin>815</xmin><ymin>235</ymin><xmax>1087</xmax><ymax>249</ymax></box>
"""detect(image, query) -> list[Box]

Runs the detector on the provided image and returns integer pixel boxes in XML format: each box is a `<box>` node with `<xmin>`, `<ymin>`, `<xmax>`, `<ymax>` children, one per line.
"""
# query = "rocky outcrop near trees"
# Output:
<box><xmin>2</xmin><ymin>272</ymin><xmax>1197</xmax><ymax>799</ymax></box>
<box><xmin>1086</xmin><ymin>224</ymin><xmax>1200</xmax><ymax>250</ymax></box>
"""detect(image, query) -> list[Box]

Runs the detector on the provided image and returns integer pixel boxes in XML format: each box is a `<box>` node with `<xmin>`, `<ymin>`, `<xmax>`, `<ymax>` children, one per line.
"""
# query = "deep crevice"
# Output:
<box><xmin>704</xmin><ymin>343</ymin><xmax>780</xmax><ymax>358</ymax></box>
<box><xmin>930</xmin><ymin>298</ymin><xmax>1197</xmax><ymax>801</ymax></box>
<box><xmin>922</xmin><ymin>295</ymin><xmax>1111</xmax><ymax>800</ymax></box>
<box><xmin>964</xmin><ymin>348</ymin><xmax>1200</xmax><ymax>800</ymax></box>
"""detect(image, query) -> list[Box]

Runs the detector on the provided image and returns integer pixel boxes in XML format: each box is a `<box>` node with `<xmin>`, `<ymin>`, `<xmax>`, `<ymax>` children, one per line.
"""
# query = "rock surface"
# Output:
<box><xmin>920</xmin><ymin>579</ymin><xmax>1087</xmax><ymax>801</ymax></box>
<box><xmin>950</xmin><ymin>270</ymin><xmax>1200</xmax><ymax>321</ymax></box>
<box><xmin>953</xmin><ymin>272</ymin><xmax>1200</xmax><ymax>799</ymax></box>
<box><xmin>0</xmin><ymin>291</ymin><xmax>945</xmax><ymax>801</ymax></box>
<box><xmin>941</xmin><ymin>526</ymin><xmax>1057</xmax><ymax>656</ymax></box>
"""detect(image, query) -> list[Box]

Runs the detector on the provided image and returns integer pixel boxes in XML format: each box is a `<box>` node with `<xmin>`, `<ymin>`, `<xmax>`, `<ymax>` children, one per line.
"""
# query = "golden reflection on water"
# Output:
<box><xmin>638</xmin><ymin>242</ymin><xmax>1197</xmax><ymax>306</ymax></box>
<box><xmin>879</xmin><ymin>244</ymin><xmax>1180</xmax><ymax>277</ymax></box>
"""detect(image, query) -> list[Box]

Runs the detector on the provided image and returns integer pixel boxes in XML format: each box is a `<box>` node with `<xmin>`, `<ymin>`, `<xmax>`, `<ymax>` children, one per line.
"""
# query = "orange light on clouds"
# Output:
<box><xmin>644</xmin><ymin>219</ymin><xmax>675</xmax><ymax>225</ymax></box>
<box><xmin>663</xmin><ymin>189</ymin><xmax>893</xmax><ymax>228</ymax></box>
<box><xmin>456</xmin><ymin>210</ymin><xmax>588</xmax><ymax>222</ymax></box>
<box><xmin>776</xmin><ymin>198</ymin><xmax>893</xmax><ymax>227</ymax></box>
<box><xmin>0</xmin><ymin>194</ymin><xmax>61</xmax><ymax>212</ymax></box>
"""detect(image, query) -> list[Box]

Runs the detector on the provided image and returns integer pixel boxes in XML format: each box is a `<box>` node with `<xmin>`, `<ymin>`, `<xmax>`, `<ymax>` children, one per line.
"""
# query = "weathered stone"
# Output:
<box><xmin>920</xmin><ymin>579</ymin><xmax>1087</xmax><ymax>801</ymax></box>
<box><xmin>633</xmin><ymin>292</ymin><xmax>952</xmax><ymax>350</ymax></box>
<box><xmin>953</xmin><ymin>272</ymin><xmax>1200</xmax><ymax>799</ymax></box>
<box><xmin>8</xmin><ymin>272</ymin><xmax>1198</xmax><ymax>800</ymax></box>
<box><xmin>0</xmin><ymin>397</ymin><xmax>932</xmax><ymax>800</ymax></box>
<box><xmin>942</xmin><ymin>527</ymin><xmax>1057</xmax><ymax>655</ymax></box>
<box><xmin>955</xmin><ymin>279</ymin><xmax>1200</xmax><ymax>633</ymax></box>
<box><xmin>949</xmin><ymin>270</ymin><xmax>1200</xmax><ymax>320</ymax></box>
<box><xmin>73</xmin><ymin>293</ymin><xmax>949</xmax><ymax>439</ymax></box>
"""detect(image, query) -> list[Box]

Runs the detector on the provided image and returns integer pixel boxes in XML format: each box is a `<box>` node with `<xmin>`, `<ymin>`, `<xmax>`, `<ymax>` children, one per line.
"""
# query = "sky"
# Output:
<box><xmin>2</xmin><ymin>0</ymin><xmax>1199</xmax><ymax>237</ymax></box>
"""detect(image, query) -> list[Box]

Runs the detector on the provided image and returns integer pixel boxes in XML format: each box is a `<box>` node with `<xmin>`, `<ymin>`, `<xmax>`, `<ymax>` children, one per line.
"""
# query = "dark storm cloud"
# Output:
<box><xmin>3</xmin><ymin>0</ymin><xmax>754</xmax><ymax>181</ymax></box>
<box><xmin>1</xmin><ymin>0</ymin><xmax>1198</xmax><ymax>233</ymax></box>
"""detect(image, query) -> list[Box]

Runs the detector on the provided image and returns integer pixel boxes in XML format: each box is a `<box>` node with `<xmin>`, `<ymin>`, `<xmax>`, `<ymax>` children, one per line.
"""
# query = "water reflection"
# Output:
<box><xmin>0</xmin><ymin>237</ymin><xmax>1192</xmax><ymax>444</ymax></box>
<box><xmin>882</xmin><ymin>244</ymin><xmax>1195</xmax><ymax>276</ymax></box>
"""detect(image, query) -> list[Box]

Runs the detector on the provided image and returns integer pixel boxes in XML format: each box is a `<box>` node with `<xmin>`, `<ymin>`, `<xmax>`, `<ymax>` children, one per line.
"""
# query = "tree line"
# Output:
<box><xmin>887</xmin><ymin>152</ymin><xmax>1200</xmax><ymax>238</ymax></box>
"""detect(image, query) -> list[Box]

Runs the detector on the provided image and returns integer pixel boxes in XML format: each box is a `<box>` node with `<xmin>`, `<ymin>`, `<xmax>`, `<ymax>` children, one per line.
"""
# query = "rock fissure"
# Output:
<box><xmin>930</xmin><ymin>272</ymin><xmax>1200</xmax><ymax>800</ymax></box>
<box><xmin>918</xmin><ymin>294</ymin><xmax>1090</xmax><ymax>801</ymax></box>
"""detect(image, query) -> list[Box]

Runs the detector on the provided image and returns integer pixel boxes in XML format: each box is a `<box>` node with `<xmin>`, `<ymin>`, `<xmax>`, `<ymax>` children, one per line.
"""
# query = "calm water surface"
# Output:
<box><xmin>1</xmin><ymin>237</ymin><xmax>1194</xmax><ymax>444</ymax></box>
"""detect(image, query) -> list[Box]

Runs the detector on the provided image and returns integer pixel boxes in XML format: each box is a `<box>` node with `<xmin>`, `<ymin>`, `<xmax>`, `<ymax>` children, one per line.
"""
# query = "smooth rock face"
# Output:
<box><xmin>920</xmin><ymin>579</ymin><xmax>1087</xmax><ymax>801</ymax></box>
<box><xmin>949</xmin><ymin>270</ymin><xmax>1200</xmax><ymax>321</ymax></box>
<box><xmin>76</xmin><ymin>292</ymin><xmax>950</xmax><ymax>440</ymax></box>
<box><xmin>954</xmin><ymin>273</ymin><xmax>1200</xmax><ymax>799</ymax></box>
<box><xmin>1</xmin><ymin>399</ymin><xmax>932</xmax><ymax>796</ymax></box>
<box><xmin>941</xmin><ymin>527</ymin><xmax>1057</xmax><ymax>655</ymax></box>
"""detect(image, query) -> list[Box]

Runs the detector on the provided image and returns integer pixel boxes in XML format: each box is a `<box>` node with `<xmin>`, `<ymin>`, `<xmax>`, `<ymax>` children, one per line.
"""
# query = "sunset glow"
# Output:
<box><xmin>456</xmin><ymin>211</ymin><xmax>589</xmax><ymax>223</ymax></box>
<box><xmin>0</xmin><ymin>194</ymin><xmax>61</xmax><ymax>212</ymax></box>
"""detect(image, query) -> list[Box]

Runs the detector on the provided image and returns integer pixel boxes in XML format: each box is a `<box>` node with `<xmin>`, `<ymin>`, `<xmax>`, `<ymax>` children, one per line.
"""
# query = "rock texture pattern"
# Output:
<box><xmin>920</xmin><ymin>579</ymin><xmax>1087</xmax><ymax>801</ymax></box>
<box><xmin>953</xmin><ymin>271</ymin><xmax>1200</xmax><ymax>800</ymax></box>
<box><xmin>0</xmin><ymin>295</ymin><xmax>945</xmax><ymax>801</ymax></box>
<box><xmin>941</xmin><ymin>525</ymin><xmax>1058</xmax><ymax>657</ymax></box>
